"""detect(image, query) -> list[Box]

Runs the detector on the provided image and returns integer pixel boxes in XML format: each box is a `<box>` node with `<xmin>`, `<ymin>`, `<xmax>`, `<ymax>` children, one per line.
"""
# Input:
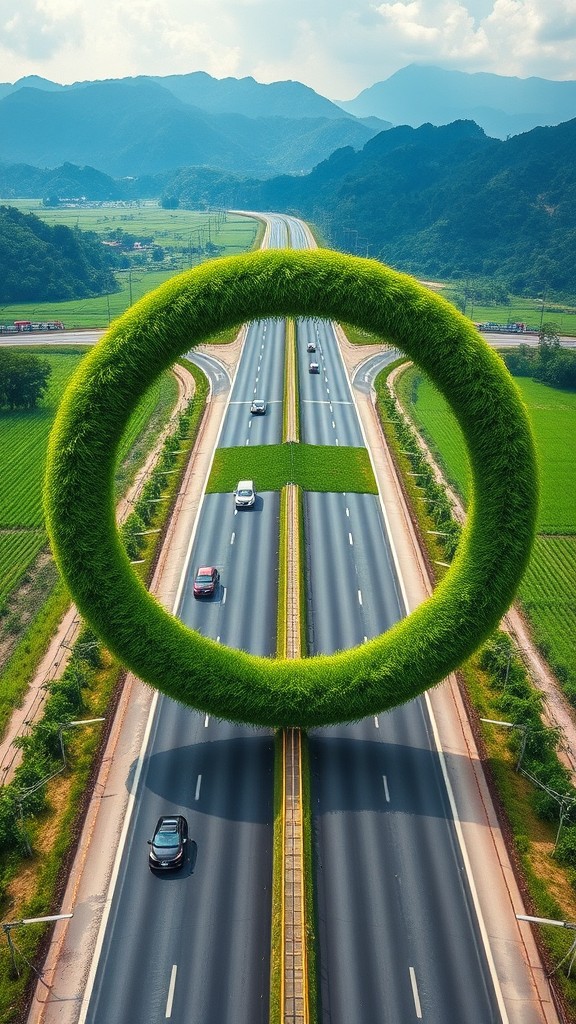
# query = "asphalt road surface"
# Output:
<box><xmin>82</xmin><ymin>214</ymin><xmax>299</xmax><ymax>1024</ymax></box>
<box><xmin>14</xmin><ymin>216</ymin><xmax>550</xmax><ymax>1023</ymax></box>
<box><xmin>298</xmin><ymin>312</ymin><xmax>504</xmax><ymax>1021</ymax></box>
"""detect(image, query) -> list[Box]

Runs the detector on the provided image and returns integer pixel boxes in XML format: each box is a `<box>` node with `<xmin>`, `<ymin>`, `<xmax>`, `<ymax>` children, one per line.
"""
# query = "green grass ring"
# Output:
<box><xmin>44</xmin><ymin>249</ymin><xmax>538</xmax><ymax>727</ymax></box>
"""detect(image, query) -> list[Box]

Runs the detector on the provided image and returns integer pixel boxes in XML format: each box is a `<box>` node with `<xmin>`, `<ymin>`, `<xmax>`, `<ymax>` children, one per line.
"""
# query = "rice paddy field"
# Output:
<box><xmin>0</xmin><ymin>202</ymin><xmax>260</xmax><ymax>328</ymax></box>
<box><xmin>396</xmin><ymin>364</ymin><xmax>576</xmax><ymax>698</ymax></box>
<box><xmin>0</xmin><ymin>346</ymin><xmax>178</xmax><ymax>608</ymax></box>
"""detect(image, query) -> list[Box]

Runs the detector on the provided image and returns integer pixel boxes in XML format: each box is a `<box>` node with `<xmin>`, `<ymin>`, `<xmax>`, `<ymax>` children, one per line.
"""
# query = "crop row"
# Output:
<box><xmin>0</xmin><ymin>352</ymin><xmax>86</xmax><ymax>527</ymax></box>
<box><xmin>518</xmin><ymin>535</ymin><xmax>576</xmax><ymax>693</ymax></box>
<box><xmin>0</xmin><ymin>348</ymin><xmax>177</xmax><ymax>616</ymax></box>
<box><xmin>398</xmin><ymin>365</ymin><xmax>576</xmax><ymax>535</ymax></box>
<box><xmin>514</xmin><ymin>378</ymin><xmax>576</xmax><ymax>534</ymax></box>
<box><xmin>0</xmin><ymin>530</ymin><xmax>47</xmax><ymax>606</ymax></box>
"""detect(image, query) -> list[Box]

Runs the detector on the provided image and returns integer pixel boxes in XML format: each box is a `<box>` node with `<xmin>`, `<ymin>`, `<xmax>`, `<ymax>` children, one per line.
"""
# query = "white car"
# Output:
<box><xmin>235</xmin><ymin>480</ymin><xmax>256</xmax><ymax>508</ymax></box>
<box><xmin>250</xmin><ymin>399</ymin><xmax>267</xmax><ymax>414</ymax></box>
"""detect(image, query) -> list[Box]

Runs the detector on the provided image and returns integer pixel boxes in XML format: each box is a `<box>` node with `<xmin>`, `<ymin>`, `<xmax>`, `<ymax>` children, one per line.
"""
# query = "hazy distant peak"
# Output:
<box><xmin>337</xmin><ymin>64</ymin><xmax>576</xmax><ymax>138</ymax></box>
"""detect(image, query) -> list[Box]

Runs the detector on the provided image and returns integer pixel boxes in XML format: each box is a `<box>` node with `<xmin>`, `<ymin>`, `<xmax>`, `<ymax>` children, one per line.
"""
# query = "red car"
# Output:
<box><xmin>193</xmin><ymin>565</ymin><xmax>220</xmax><ymax>598</ymax></box>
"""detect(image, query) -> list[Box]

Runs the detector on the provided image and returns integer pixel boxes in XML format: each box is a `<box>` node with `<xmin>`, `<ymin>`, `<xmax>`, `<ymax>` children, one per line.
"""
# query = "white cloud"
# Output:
<box><xmin>0</xmin><ymin>0</ymin><xmax>574</xmax><ymax>94</ymax></box>
<box><xmin>0</xmin><ymin>0</ymin><xmax>83</xmax><ymax>65</ymax></box>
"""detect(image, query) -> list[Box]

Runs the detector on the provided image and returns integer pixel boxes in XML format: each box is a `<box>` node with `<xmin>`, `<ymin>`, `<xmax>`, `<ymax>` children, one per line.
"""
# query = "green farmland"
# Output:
<box><xmin>0</xmin><ymin>347</ymin><xmax>178</xmax><ymax>608</ymax></box>
<box><xmin>0</xmin><ymin>203</ymin><xmax>260</xmax><ymax>329</ymax></box>
<box><xmin>396</xmin><ymin>364</ymin><xmax>576</xmax><ymax>698</ymax></box>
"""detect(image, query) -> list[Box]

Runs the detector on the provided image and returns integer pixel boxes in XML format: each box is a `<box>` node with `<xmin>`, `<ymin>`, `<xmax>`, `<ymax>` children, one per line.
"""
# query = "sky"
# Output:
<box><xmin>1</xmin><ymin>0</ymin><xmax>575</xmax><ymax>98</ymax></box>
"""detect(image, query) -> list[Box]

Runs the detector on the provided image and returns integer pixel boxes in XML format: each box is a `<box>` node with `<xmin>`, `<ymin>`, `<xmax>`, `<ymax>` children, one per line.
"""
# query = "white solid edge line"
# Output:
<box><xmin>409</xmin><ymin>966</ymin><xmax>423</xmax><ymax>1019</ymax></box>
<box><xmin>165</xmin><ymin>964</ymin><xmax>177</xmax><ymax>1019</ymax></box>
<box><xmin>333</xmin><ymin>331</ymin><xmax>410</xmax><ymax>615</ymax></box>
<box><xmin>79</xmin><ymin>218</ymin><xmax>283</xmax><ymax>1020</ymax></box>
<box><xmin>77</xmin><ymin>688</ymin><xmax>160</xmax><ymax>1024</ymax></box>
<box><xmin>424</xmin><ymin>690</ymin><xmax>510</xmax><ymax>1024</ymax></box>
<box><xmin>333</xmin><ymin>326</ymin><xmax>509</xmax><ymax>1021</ymax></box>
<box><xmin>171</xmin><ymin>209</ymin><xmax>284</xmax><ymax>620</ymax></box>
<box><xmin>172</xmin><ymin>338</ymin><xmax>245</xmax><ymax>617</ymax></box>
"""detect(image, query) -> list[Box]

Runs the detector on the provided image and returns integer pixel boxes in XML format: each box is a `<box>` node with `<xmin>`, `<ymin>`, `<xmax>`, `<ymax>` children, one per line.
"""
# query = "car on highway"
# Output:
<box><xmin>193</xmin><ymin>565</ymin><xmax>220</xmax><ymax>597</ymax></box>
<box><xmin>235</xmin><ymin>480</ymin><xmax>256</xmax><ymax>508</ymax></box>
<box><xmin>306</xmin><ymin>341</ymin><xmax>316</xmax><ymax>352</ymax></box>
<box><xmin>148</xmin><ymin>815</ymin><xmax>189</xmax><ymax>870</ymax></box>
<box><xmin>250</xmin><ymin>399</ymin><xmax>267</xmax><ymax>414</ymax></box>
<box><xmin>309</xmin><ymin>361</ymin><xmax>320</xmax><ymax>373</ymax></box>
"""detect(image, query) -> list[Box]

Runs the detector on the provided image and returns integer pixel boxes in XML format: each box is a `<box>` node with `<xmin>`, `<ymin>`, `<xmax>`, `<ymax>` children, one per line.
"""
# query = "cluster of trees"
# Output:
<box><xmin>503</xmin><ymin>327</ymin><xmax>576</xmax><ymax>388</ymax></box>
<box><xmin>0</xmin><ymin>351</ymin><xmax>51</xmax><ymax>409</ymax></box>
<box><xmin>150</xmin><ymin>118</ymin><xmax>576</xmax><ymax>300</ymax></box>
<box><xmin>449</xmin><ymin>277</ymin><xmax>511</xmax><ymax>314</ymax></box>
<box><xmin>0</xmin><ymin>204</ymin><xmax>118</xmax><ymax>303</ymax></box>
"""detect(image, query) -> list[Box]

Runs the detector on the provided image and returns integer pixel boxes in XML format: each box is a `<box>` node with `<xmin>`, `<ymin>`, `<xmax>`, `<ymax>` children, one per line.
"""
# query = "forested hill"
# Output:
<box><xmin>0</xmin><ymin>205</ymin><xmax>117</xmax><ymax>302</ymax></box>
<box><xmin>178</xmin><ymin>117</ymin><xmax>574</xmax><ymax>295</ymax></box>
<box><xmin>1</xmin><ymin>115</ymin><xmax>574</xmax><ymax>297</ymax></box>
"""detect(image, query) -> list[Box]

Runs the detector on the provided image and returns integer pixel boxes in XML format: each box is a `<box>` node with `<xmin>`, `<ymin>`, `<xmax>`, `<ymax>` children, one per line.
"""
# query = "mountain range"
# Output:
<box><xmin>0</xmin><ymin>74</ymin><xmax>386</xmax><ymax>177</ymax></box>
<box><xmin>0</xmin><ymin>65</ymin><xmax>574</xmax><ymax>295</ymax></box>
<box><xmin>1</xmin><ymin>64</ymin><xmax>574</xmax><ymax>181</ymax></box>
<box><xmin>338</xmin><ymin>64</ymin><xmax>576</xmax><ymax>140</ymax></box>
<box><xmin>2</xmin><ymin>113</ymin><xmax>573</xmax><ymax>295</ymax></box>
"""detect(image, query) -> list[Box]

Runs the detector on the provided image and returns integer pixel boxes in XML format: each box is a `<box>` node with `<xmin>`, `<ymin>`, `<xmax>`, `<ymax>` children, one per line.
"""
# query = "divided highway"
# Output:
<box><xmin>74</xmin><ymin>213</ymin><xmax>537</xmax><ymax>1024</ymax></box>
<box><xmin>296</xmin><ymin>316</ymin><xmax>504</xmax><ymax>1020</ymax></box>
<box><xmin>82</xmin><ymin>216</ymin><xmax>293</xmax><ymax>1024</ymax></box>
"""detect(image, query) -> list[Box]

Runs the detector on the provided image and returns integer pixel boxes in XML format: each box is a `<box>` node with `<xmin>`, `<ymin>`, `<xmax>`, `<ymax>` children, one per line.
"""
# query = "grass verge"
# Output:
<box><xmin>378</xmin><ymin>357</ymin><xmax>576</xmax><ymax>1018</ymax></box>
<box><xmin>269</xmin><ymin>730</ymin><xmax>284</xmax><ymax>1024</ymax></box>
<box><xmin>207</xmin><ymin>443</ymin><xmax>377</xmax><ymax>495</ymax></box>
<box><xmin>0</xmin><ymin>358</ymin><xmax>209</xmax><ymax>1023</ymax></box>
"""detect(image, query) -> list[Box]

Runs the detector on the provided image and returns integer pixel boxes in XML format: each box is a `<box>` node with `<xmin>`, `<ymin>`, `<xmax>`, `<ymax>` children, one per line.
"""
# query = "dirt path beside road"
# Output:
<box><xmin>0</xmin><ymin>362</ymin><xmax>196</xmax><ymax>786</ymax></box>
<box><xmin>26</xmin><ymin>313</ymin><xmax>561</xmax><ymax>1024</ymax></box>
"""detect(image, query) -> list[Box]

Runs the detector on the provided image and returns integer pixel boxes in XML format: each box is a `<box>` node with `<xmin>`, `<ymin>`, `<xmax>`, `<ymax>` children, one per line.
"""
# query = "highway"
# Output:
<box><xmin>81</xmin><ymin>216</ymin><xmax>292</xmax><ymax>1024</ymax></box>
<box><xmin>18</xmin><ymin>215</ymin><xmax>549</xmax><ymax>1023</ymax></box>
<box><xmin>296</xmin><ymin>313</ymin><xmax>505</xmax><ymax>1020</ymax></box>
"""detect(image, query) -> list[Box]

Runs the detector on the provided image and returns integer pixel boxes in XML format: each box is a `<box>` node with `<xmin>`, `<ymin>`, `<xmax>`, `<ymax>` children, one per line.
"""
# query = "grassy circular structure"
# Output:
<box><xmin>44</xmin><ymin>249</ymin><xmax>538</xmax><ymax>727</ymax></box>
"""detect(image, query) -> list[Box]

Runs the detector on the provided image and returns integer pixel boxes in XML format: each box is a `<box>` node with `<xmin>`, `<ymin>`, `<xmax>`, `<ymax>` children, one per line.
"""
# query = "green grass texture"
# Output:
<box><xmin>518</xmin><ymin>536</ymin><xmax>576</xmax><ymax>688</ymax></box>
<box><xmin>0</xmin><ymin>346</ymin><xmax>177</xmax><ymax>605</ymax></box>
<box><xmin>0</xmin><ymin>350</ymin><xmax>86</xmax><ymax>527</ymax></box>
<box><xmin>398</xmin><ymin>366</ymin><xmax>576</xmax><ymax>534</ymax></box>
<box><xmin>207</xmin><ymin>443</ymin><xmax>377</xmax><ymax>494</ymax></box>
<box><xmin>44</xmin><ymin>248</ymin><xmax>539</xmax><ymax>727</ymax></box>
<box><xmin>397</xmin><ymin>363</ymin><xmax>576</xmax><ymax>694</ymax></box>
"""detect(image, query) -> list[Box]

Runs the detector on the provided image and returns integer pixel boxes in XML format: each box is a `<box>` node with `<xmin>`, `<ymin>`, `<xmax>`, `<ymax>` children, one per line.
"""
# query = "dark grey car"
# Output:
<box><xmin>148</xmin><ymin>815</ymin><xmax>189</xmax><ymax>870</ymax></box>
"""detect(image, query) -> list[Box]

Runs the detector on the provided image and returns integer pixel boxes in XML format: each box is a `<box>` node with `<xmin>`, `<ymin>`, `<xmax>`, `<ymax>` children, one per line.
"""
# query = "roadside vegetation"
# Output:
<box><xmin>0</xmin><ymin>346</ymin><xmax>179</xmax><ymax>742</ymax></box>
<box><xmin>375</xmin><ymin>357</ymin><xmax>576</xmax><ymax>1015</ymax></box>
<box><xmin>395</xmin><ymin>362</ymin><xmax>576</xmax><ymax>698</ymax></box>
<box><xmin>0</xmin><ymin>358</ymin><xmax>208</xmax><ymax>1023</ymax></box>
<box><xmin>0</xmin><ymin>205</ymin><xmax>260</xmax><ymax>329</ymax></box>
